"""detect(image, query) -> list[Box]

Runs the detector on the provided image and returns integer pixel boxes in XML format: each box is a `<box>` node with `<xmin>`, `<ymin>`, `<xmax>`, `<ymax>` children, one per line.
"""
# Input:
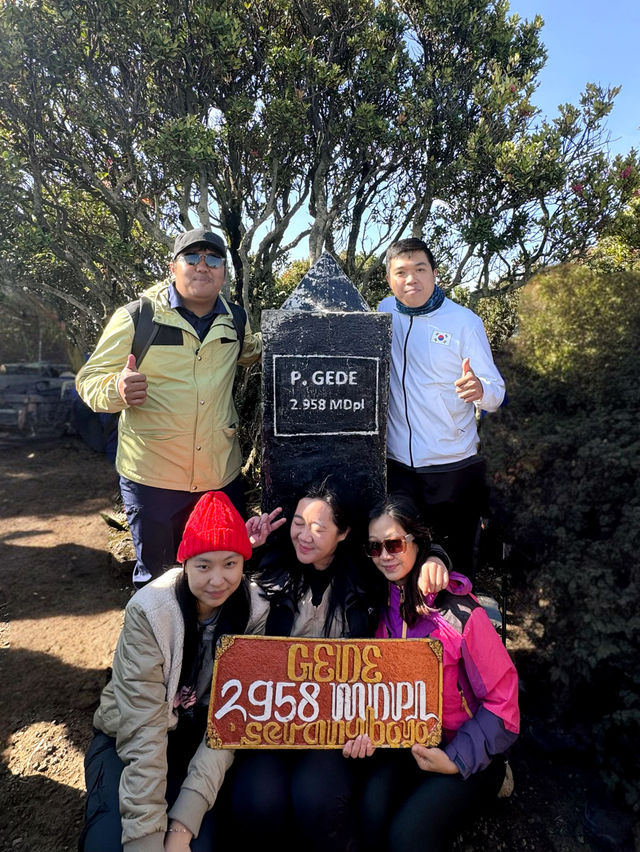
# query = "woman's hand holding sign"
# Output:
<box><xmin>342</xmin><ymin>734</ymin><xmax>375</xmax><ymax>760</ymax></box>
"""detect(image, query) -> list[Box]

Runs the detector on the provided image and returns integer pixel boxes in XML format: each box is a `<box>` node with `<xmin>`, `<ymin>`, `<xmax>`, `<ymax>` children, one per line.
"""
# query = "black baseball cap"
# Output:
<box><xmin>173</xmin><ymin>228</ymin><xmax>226</xmax><ymax>259</ymax></box>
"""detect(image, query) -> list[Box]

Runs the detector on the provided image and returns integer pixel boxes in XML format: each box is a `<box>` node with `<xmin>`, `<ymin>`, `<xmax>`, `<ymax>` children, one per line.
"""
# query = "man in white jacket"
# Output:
<box><xmin>378</xmin><ymin>238</ymin><xmax>505</xmax><ymax>580</ymax></box>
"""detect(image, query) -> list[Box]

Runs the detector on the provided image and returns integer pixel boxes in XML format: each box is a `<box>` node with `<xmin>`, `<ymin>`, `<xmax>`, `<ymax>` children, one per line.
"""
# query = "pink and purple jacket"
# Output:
<box><xmin>375</xmin><ymin>574</ymin><xmax>520</xmax><ymax>778</ymax></box>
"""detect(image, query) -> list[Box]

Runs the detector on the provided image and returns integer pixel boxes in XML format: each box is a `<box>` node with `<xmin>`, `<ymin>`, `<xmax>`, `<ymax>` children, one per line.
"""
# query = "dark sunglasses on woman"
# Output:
<box><xmin>364</xmin><ymin>534</ymin><xmax>414</xmax><ymax>558</ymax></box>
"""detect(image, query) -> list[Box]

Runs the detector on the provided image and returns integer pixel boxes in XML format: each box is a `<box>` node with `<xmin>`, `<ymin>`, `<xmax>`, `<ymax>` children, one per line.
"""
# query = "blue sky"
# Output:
<box><xmin>508</xmin><ymin>0</ymin><xmax>639</xmax><ymax>157</ymax></box>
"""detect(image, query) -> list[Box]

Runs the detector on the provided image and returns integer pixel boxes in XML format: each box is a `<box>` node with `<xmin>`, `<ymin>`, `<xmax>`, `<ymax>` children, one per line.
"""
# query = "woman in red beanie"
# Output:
<box><xmin>78</xmin><ymin>490</ymin><xmax>284</xmax><ymax>852</ymax></box>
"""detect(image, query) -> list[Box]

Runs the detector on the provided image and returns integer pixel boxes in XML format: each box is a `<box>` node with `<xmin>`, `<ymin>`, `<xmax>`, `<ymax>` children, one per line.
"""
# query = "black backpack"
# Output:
<box><xmin>123</xmin><ymin>294</ymin><xmax>246</xmax><ymax>367</ymax></box>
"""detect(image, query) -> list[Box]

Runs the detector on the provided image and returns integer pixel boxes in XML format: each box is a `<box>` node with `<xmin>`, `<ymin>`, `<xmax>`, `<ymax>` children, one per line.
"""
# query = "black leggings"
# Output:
<box><xmin>78</xmin><ymin>717</ymin><xmax>216</xmax><ymax>852</ymax></box>
<box><xmin>221</xmin><ymin>749</ymin><xmax>362</xmax><ymax>852</ymax></box>
<box><xmin>358</xmin><ymin>749</ymin><xmax>506</xmax><ymax>852</ymax></box>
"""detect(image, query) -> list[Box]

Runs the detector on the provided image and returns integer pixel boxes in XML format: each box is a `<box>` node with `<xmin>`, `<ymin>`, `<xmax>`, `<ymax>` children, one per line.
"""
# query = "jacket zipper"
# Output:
<box><xmin>401</xmin><ymin>316</ymin><xmax>414</xmax><ymax>467</ymax></box>
<box><xmin>458</xmin><ymin>684</ymin><xmax>473</xmax><ymax>718</ymax></box>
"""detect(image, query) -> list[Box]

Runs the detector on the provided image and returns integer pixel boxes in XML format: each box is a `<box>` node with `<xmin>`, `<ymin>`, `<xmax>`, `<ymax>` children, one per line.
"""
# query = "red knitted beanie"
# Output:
<box><xmin>176</xmin><ymin>491</ymin><xmax>251</xmax><ymax>562</ymax></box>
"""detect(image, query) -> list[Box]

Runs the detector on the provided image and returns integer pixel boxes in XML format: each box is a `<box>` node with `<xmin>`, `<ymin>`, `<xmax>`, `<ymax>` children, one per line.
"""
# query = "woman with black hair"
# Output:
<box><xmin>248</xmin><ymin>478</ymin><xmax>380</xmax><ymax>639</ymax></box>
<box><xmin>78</xmin><ymin>490</ymin><xmax>284</xmax><ymax>852</ymax></box>
<box><xmin>225</xmin><ymin>479</ymin><xmax>451</xmax><ymax>852</ymax></box>
<box><xmin>343</xmin><ymin>495</ymin><xmax>519</xmax><ymax>852</ymax></box>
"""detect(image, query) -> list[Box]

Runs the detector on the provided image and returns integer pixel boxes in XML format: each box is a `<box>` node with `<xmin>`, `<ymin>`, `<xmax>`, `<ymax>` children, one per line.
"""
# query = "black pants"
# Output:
<box><xmin>387</xmin><ymin>457</ymin><xmax>489</xmax><ymax>581</ymax></box>
<box><xmin>78</xmin><ymin>720</ymin><xmax>218</xmax><ymax>852</ymax></box>
<box><xmin>217</xmin><ymin>749</ymin><xmax>363</xmax><ymax>852</ymax></box>
<box><xmin>358</xmin><ymin>749</ymin><xmax>506</xmax><ymax>852</ymax></box>
<box><xmin>120</xmin><ymin>473</ymin><xmax>247</xmax><ymax>587</ymax></box>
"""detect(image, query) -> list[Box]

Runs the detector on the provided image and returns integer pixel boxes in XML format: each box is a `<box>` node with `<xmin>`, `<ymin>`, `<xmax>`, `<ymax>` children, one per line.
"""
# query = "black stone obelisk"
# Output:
<box><xmin>260</xmin><ymin>252</ymin><xmax>392</xmax><ymax>534</ymax></box>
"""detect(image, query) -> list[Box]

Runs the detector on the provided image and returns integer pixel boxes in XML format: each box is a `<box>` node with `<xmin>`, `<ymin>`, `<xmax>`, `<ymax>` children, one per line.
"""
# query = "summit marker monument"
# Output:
<box><xmin>260</xmin><ymin>252</ymin><xmax>392</xmax><ymax>530</ymax></box>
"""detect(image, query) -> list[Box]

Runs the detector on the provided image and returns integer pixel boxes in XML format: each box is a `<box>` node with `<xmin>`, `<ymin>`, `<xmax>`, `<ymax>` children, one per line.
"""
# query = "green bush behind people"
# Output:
<box><xmin>480</xmin><ymin>263</ymin><xmax>640</xmax><ymax>813</ymax></box>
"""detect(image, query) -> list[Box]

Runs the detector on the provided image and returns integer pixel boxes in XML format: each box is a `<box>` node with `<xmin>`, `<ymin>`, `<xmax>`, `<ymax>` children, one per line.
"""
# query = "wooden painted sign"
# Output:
<box><xmin>207</xmin><ymin>636</ymin><xmax>443</xmax><ymax>749</ymax></box>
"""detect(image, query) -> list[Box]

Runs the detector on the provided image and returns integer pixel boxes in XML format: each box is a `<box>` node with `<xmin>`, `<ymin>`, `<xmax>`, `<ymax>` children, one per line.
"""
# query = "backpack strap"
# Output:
<box><xmin>122</xmin><ymin>296</ymin><xmax>159</xmax><ymax>368</ymax></box>
<box><xmin>227</xmin><ymin>301</ymin><xmax>246</xmax><ymax>357</ymax></box>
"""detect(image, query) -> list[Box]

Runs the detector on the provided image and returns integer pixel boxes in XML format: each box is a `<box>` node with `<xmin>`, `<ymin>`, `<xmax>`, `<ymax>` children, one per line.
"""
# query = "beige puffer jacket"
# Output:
<box><xmin>94</xmin><ymin>568</ymin><xmax>234</xmax><ymax>852</ymax></box>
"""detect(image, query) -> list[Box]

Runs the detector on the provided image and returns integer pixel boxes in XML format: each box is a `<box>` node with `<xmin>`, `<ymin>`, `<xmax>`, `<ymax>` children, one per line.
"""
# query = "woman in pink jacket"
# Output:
<box><xmin>344</xmin><ymin>496</ymin><xmax>520</xmax><ymax>852</ymax></box>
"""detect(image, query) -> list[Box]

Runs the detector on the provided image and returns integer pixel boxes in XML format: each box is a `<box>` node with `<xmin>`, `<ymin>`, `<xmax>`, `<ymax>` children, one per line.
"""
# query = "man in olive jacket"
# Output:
<box><xmin>76</xmin><ymin>228</ymin><xmax>262</xmax><ymax>587</ymax></box>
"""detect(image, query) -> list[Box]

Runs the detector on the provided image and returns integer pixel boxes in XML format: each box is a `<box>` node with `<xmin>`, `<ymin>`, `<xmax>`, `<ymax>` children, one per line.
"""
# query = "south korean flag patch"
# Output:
<box><xmin>431</xmin><ymin>329</ymin><xmax>452</xmax><ymax>346</ymax></box>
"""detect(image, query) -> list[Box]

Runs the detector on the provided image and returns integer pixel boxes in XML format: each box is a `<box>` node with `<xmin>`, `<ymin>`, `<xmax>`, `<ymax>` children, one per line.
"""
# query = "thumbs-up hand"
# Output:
<box><xmin>117</xmin><ymin>353</ymin><xmax>147</xmax><ymax>406</ymax></box>
<box><xmin>454</xmin><ymin>357</ymin><xmax>483</xmax><ymax>403</ymax></box>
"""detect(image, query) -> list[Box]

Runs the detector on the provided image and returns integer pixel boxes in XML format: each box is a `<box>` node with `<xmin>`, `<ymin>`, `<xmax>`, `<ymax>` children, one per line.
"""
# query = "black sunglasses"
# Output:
<box><xmin>364</xmin><ymin>534</ymin><xmax>414</xmax><ymax>558</ymax></box>
<box><xmin>179</xmin><ymin>253</ymin><xmax>224</xmax><ymax>268</ymax></box>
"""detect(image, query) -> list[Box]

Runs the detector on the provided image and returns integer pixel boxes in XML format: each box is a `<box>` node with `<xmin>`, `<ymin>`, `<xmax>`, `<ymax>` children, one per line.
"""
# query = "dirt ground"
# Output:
<box><xmin>0</xmin><ymin>435</ymin><xmax>638</xmax><ymax>852</ymax></box>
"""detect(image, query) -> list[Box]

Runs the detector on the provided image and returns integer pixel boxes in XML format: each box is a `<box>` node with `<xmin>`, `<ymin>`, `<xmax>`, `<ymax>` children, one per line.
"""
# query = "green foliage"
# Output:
<box><xmin>1</xmin><ymin>0</ymin><xmax>637</xmax><ymax>351</ymax></box>
<box><xmin>354</xmin><ymin>258</ymin><xmax>389</xmax><ymax>309</ymax></box>
<box><xmin>481</xmin><ymin>264</ymin><xmax>640</xmax><ymax>811</ymax></box>
<box><xmin>585</xmin><ymin>182</ymin><xmax>640</xmax><ymax>274</ymax></box>
<box><xmin>453</xmin><ymin>287</ymin><xmax>519</xmax><ymax>350</ymax></box>
<box><xmin>272</xmin><ymin>259</ymin><xmax>312</xmax><ymax>306</ymax></box>
<box><xmin>514</xmin><ymin>264</ymin><xmax>639</xmax><ymax>388</ymax></box>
